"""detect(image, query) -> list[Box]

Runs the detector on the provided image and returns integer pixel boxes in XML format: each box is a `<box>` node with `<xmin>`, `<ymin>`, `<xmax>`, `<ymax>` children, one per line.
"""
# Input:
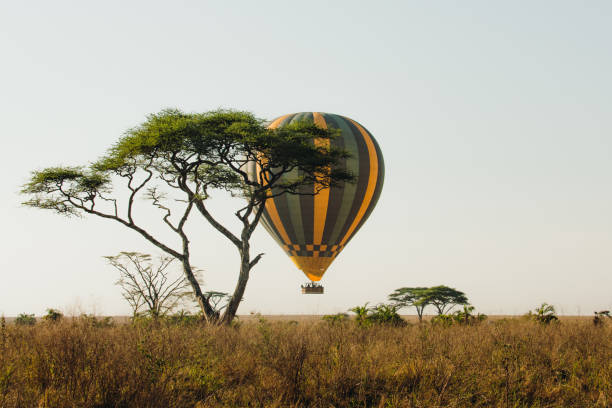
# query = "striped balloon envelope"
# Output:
<box><xmin>251</xmin><ymin>112</ymin><xmax>385</xmax><ymax>282</ymax></box>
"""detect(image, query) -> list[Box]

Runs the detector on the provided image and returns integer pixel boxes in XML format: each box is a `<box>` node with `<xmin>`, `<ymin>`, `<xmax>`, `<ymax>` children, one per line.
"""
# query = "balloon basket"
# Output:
<box><xmin>301</xmin><ymin>282</ymin><xmax>324</xmax><ymax>294</ymax></box>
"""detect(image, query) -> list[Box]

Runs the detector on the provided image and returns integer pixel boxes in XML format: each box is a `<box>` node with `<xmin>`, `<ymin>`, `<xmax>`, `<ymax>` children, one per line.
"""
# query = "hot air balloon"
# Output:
<box><xmin>250</xmin><ymin>112</ymin><xmax>385</xmax><ymax>293</ymax></box>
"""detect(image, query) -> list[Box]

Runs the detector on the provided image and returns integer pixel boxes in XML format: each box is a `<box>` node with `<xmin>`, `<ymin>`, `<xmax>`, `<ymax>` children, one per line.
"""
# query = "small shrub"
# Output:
<box><xmin>322</xmin><ymin>313</ymin><xmax>349</xmax><ymax>325</ymax></box>
<box><xmin>367</xmin><ymin>304</ymin><xmax>406</xmax><ymax>326</ymax></box>
<box><xmin>14</xmin><ymin>313</ymin><xmax>36</xmax><ymax>326</ymax></box>
<box><xmin>349</xmin><ymin>303</ymin><xmax>405</xmax><ymax>327</ymax></box>
<box><xmin>528</xmin><ymin>303</ymin><xmax>558</xmax><ymax>324</ymax></box>
<box><xmin>166</xmin><ymin>310</ymin><xmax>203</xmax><ymax>326</ymax></box>
<box><xmin>349</xmin><ymin>303</ymin><xmax>371</xmax><ymax>327</ymax></box>
<box><xmin>431</xmin><ymin>313</ymin><xmax>454</xmax><ymax>325</ymax></box>
<box><xmin>79</xmin><ymin>314</ymin><xmax>115</xmax><ymax>328</ymax></box>
<box><xmin>593</xmin><ymin>310</ymin><xmax>611</xmax><ymax>326</ymax></box>
<box><xmin>42</xmin><ymin>308</ymin><xmax>63</xmax><ymax>323</ymax></box>
<box><xmin>452</xmin><ymin>305</ymin><xmax>487</xmax><ymax>325</ymax></box>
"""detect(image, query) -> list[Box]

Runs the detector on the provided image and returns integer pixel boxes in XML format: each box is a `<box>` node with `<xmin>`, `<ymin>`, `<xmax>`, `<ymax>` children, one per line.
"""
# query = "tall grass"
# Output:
<box><xmin>0</xmin><ymin>317</ymin><xmax>611</xmax><ymax>407</ymax></box>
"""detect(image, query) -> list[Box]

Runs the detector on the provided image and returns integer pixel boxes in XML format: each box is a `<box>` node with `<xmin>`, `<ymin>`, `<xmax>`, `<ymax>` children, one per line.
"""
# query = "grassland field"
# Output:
<box><xmin>1</xmin><ymin>314</ymin><xmax>611</xmax><ymax>407</ymax></box>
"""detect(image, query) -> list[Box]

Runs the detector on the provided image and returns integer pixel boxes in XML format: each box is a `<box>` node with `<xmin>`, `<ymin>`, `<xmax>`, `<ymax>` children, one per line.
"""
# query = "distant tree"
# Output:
<box><xmin>105</xmin><ymin>252</ymin><xmax>193</xmax><ymax>319</ymax></box>
<box><xmin>528</xmin><ymin>303</ymin><xmax>558</xmax><ymax>324</ymax></box>
<box><xmin>388</xmin><ymin>287</ymin><xmax>430</xmax><ymax>322</ymax></box>
<box><xmin>424</xmin><ymin>285</ymin><xmax>469</xmax><ymax>315</ymax></box>
<box><xmin>202</xmin><ymin>291</ymin><xmax>231</xmax><ymax>315</ymax></box>
<box><xmin>593</xmin><ymin>310</ymin><xmax>611</xmax><ymax>326</ymax></box>
<box><xmin>14</xmin><ymin>313</ymin><xmax>36</xmax><ymax>326</ymax></box>
<box><xmin>22</xmin><ymin>109</ymin><xmax>352</xmax><ymax>324</ymax></box>
<box><xmin>42</xmin><ymin>308</ymin><xmax>63</xmax><ymax>323</ymax></box>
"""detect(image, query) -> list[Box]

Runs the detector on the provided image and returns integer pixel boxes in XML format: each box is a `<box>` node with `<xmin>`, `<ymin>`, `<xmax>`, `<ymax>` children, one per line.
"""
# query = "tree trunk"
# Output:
<box><xmin>222</xmin><ymin>245</ymin><xmax>251</xmax><ymax>324</ymax></box>
<box><xmin>181</xmin><ymin>259</ymin><xmax>218</xmax><ymax>322</ymax></box>
<box><xmin>417</xmin><ymin>306</ymin><xmax>424</xmax><ymax>323</ymax></box>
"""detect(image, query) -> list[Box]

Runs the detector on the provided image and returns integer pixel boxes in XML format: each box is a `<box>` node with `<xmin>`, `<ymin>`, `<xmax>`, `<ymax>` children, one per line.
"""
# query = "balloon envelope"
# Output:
<box><xmin>250</xmin><ymin>112</ymin><xmax>385</xmax><ymax>281</ymax></box>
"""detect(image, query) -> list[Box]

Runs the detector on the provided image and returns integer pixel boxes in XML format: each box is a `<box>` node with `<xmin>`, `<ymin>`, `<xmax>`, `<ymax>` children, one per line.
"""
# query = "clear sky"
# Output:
<box><xmin>1</xmin><ymin>1</ymin><xmax>611</xmax><ymax>317</ymax></box>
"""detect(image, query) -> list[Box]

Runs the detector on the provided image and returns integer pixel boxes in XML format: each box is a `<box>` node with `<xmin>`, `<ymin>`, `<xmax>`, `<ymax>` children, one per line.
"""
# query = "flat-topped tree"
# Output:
<box><xmin>425</xmin><ymin>285</ymin><xmax>469</xmax><ymax>315</ymax></box>
<box><xmin>388</xmin><ymin>287</ymin><xmax>430</xmax><ymax>322</ymax></box>
<box><xmin>22</xmin><ymin>109</ymin><xmax>353</xmax><ymax>324</ymax></box>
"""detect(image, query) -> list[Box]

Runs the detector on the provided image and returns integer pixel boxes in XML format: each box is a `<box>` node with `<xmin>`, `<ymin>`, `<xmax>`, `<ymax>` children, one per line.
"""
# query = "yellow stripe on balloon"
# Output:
<box><xmin>264</xmin><ymin>196</ymin><xmax>292</xmax><ymax>246</ymax></box>
<box><xmin>338</xmin><ymin>119</ymin><xmax>378</xmax><ymax>247</ymax></box>
<box><xmin>268</xmin><ymin>113</ymin><xmax>292</xmax><ymax>129</ymax></box>
<box><xmin>312</xmin><ymin>112</ymin><xmax>330</xmax><ymax>245</ymax></box>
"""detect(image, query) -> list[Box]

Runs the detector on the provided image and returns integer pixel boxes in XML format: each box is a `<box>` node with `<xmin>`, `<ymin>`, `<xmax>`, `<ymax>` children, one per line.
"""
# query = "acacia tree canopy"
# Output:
<box><xmin>22</xmin><ymin>109</ymin><xmax>353</xmax><ymax>324</ymax></box>
<box><xmin>424</xmin><ymin>285</ymin><xmax>469</xmax><ymax>315</ymax></box>
<box><xmin>388</xmin><ymin>287</ymin><xmax>430</xmax><ymax>322</ymax></box>
<box><xmin>388</xmin><ymin>285</ymin><xmax>469</xmax><ymax>320</ymax></box>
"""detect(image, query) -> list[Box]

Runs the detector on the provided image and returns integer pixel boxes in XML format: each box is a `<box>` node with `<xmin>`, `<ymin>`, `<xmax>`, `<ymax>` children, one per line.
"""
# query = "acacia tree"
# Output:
<box><xmin>105</xmin><ymin>252</ymin><xmax>193</xmax><ymax>319</ymax></box>
<box><xmin>425</xmin><ymin>285</ymin><xmax>468</xmax><ymax>315</ymax></box>
<box><xmin>388</xmin><ymin>287</ymin><xmax>430</xmax><ymax>322</ymax></box>
<box><xmin>22</xmin><ymin>109</ymin><xmax>351</xmax><ymax>324</ymax></box>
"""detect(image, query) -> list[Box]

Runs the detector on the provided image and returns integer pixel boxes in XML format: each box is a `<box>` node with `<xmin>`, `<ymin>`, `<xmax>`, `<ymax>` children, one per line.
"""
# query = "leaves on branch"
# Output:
<box><xmin>21</xmin><ymin>167</ymin><xmax>111</xmax><ymax>216</ymax></box>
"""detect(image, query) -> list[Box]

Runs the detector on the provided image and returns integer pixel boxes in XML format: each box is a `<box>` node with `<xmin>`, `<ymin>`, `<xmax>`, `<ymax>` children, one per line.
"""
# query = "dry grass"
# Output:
<box><xmin>1</xmin><ymin>317</ymin><xmax>611</xmax><ymax>407</ymax></box>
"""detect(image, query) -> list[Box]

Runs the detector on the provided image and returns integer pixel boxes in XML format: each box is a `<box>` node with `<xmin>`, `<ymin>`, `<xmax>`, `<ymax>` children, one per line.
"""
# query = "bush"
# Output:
<box><xmin>42</xmin><ymin>308</ymin><xmax>63</xmax><ymax>323</ymax></box>
<box><xmin>349</xmin><ymin>304</ymin><xmax>371</xmax><ymax>327</ymax></box>
<box><xmin>322</xmin><ymin>313</ymin><xmax>349</xmax><ymax>325</ymax></box>
<box><xmin>14</xmin><ymin>313</ymin><xmax>36</xmax><ymax>326</ymax></box>
<box><xmin>79</xmin><ymin>314</ymin><xmax>115</xmax><ymax>328</ymax></box>
<box><xmin>528</xmin><ymin>303</ymin><xmax>558</xmax><ymax>324</ymax></box>
<box><xmin>593</xmin><ymin>310</ymin><xmax>611</xmax><ymax>326</ymax></box>
<box><xmin>367</xmin><ymin>304</ymin><xmax>406</xmax><ymax>326</ymax></box>
<box><xmin>452</xmin><ymin>305</ymin><xmax>487</xmax><ymax>325</ymax></box>
<box><xmin>430</xmin><ymin>306</ymin><xmax>487</xmax><ymax>326</ymax></box>
<box><xmin>431</xmin><ymin>313</ymin><xmax>455</xmax><ymax>325</ymax></box>
<box><xmin>349</xmin><ymin>303</ymin><xmax>406</xmax><ymax>327</ymax></box>
<box><xmin>166</xmin><ymin>310</ymin><xmax>203</xmax><ymax>326</ymax></box>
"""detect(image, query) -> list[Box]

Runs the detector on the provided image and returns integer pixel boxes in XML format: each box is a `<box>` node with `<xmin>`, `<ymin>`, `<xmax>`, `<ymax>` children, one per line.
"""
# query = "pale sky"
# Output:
<box><xmin>1</xmin><ymin>1</ymin><xmax>611</xmax><ymax>317</ymax></box>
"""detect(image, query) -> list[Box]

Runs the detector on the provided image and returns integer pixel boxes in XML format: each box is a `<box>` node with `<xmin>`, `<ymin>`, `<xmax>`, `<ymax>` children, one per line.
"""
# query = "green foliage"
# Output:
<box><xmin>430</xmin><ymin>313</ymin><xmax>455</xmax><ymax>326</ymax></box>
<box><xmin>388</xmin><ymin>285</ymin><xmax>470</xmax><ymax>320</ymax></box>
<box><xmin>165</xmin><ymin>310</ymin><xmax>203</xmax><ymax>326</ymax></box>
<box><xmin>21</xmin><ymin>167</ymin><xmax>110</xmax><ymax>216</ymax></box>
<box><xmin>527</xmin><ymin>303</ymin><xmax>559</xmax><ymax>324</ymax></box>
<box><xmin>14</xmin><ymin>313</ymin><xmax>36</xmax><ymax>326</ymax></box>
<box><xmin>42</xmin><ymin>309</ymin><xmax>63</xmax><ymax>323</ymax></box>
<box><xmin>431</xmin><ymin>305</ymin><xmax>487</xmax><ymax>326</ymax></box>
<box><xmin>349</xmin><ymin>303</ymin><xmax>371</xmax><ymax>327</ymax></box>
<box><xmin>23</xmin><ymin>109</ymin><xmax>353</xmax><ymax>218</ymax></box>
<box><xmin>388</xmin><ymin>287</ymin><xmax>429</xmax><ymax>322</ymax></box>
<box><xmin>91</xmin><ymin>109</ymin><xmax>352</xmax><ymax>196</ymax></box>
<box><xmin>452</xmin><ymin>305</ymin><xmax>487</xmax><ymax>325</ymax></box>
<box><xmin>425</xmin><ymin>285</ymin><xmax>469</xmax><ymax>315</ymax></box>
<box><xmin>322</xmin><ymin>313</ymin><xmax>349</xmax><ymax>325</ymax></box>
<box><xmin>367</xmin><ymin>304</ymin><xmax>406</xmax><ymax>326</ymax></box>
<box><xmin>349</xmin><ymin>303</ymin><xmax>405</xmax><ymax>327</ymax></box>
<box><xmin>78</xmin><ymin>314</ymin><xmax>115</xmax><ymax>328</ymax></box>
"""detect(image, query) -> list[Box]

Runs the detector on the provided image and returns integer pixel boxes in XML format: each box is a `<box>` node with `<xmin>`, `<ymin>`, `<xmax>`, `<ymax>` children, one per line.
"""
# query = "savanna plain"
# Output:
<box><xmin>1</xmin><ymin>315</ymin><xmax>611</xmax><ymax>408</ymax></box>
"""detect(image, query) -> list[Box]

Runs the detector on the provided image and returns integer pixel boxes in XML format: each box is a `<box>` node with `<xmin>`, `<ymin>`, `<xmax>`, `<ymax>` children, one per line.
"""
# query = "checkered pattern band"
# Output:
<box><xmin>282</xmin><ymin>244</ymin><xmax>343</xmax><ymax>258</ymax></box>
